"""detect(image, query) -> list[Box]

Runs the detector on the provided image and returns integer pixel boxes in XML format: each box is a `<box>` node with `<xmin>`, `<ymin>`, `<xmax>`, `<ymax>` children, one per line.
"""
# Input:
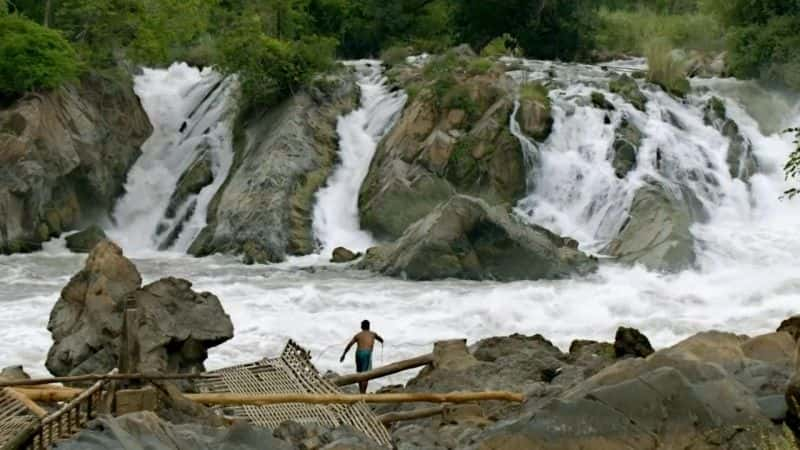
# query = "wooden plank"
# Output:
<box><xmin>332</xmin><ymin>354</ymin><xmax>434</xmax><ymax>387</ymax></box>
<box><xmin>3</xmin><ymin>388</ymin><xmax>47</xmax><ymax>418</ymax></box>
<box><xmin>185</xmin><ymin>391</ymin><xmax>525</xmax><ymax>406</ymax></box>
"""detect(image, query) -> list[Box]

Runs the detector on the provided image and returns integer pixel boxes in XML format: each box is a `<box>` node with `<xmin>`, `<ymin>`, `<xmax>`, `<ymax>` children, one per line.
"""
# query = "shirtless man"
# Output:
<box><xmin>340</xmin><ymin>320</ymin><xmax>384</xmax><ymax>393</ymax></box>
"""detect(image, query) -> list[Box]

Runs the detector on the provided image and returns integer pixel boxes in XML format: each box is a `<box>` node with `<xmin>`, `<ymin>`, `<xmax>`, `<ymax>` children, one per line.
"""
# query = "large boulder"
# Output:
<box><xmin>65</xmin><ymin>225</ymin><xmax>107</xmax><ymax>253</ymax></box>
<box><xmin>46</xmin><ymin>241</ymin><xmax>143</xmax><ymax>376</ymax></box>
<box><xmin>0</xmin><ymin>72</ymin><xmax>152</xmax><ymax>254</ymax></box>
<box><xmin>476</xmin><ymin>331</ymin><xmax>795</xmax><ymax>449</ymax></box>
<box><xmin>611</xmin><ymin>118</ymin><xmax>642</xmax><ymax>179</ymax></box>
<box><xmin>189</xmin><ymin>69</ymin><xmax>359</xmax><ymax>263</ymax></box>
<box><xmin>604</xmin><ymin>183</ymin><xmax>696</xmax><ymax>272</ymax></box>
<box><xmin>608</xmin><ymin>74</ymin><xmax>647</xmax><ymax>111</ymax></box>
<box><xmin>359</xmin><ymin>195</ymin><xmax>597</xmax><ymax>281</ymax></box>
<box><xmin>613</xmin><ymin>327</ymin><xmax>654</xmax><ymax>358</ymax></box>
<box><xmin>703</xmin><ymin>97</ymin><xmax>758</xmax><ymax>181</ymax></box>
<box><xmin>359</xmin><ymin>53</ymin><xmax>526</xmax><ymax>241</ymax></box>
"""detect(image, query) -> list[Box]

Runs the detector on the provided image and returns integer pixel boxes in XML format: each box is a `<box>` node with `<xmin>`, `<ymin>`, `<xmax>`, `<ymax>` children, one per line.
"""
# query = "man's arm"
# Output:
<box><xmin>374</xmin><ymin>332</ymin><xmax>384</xmax><ymax>344</ymax></box>
<box><xmin>340</xmin><ymin>337</ymin><xmax>357</xmax><ymax>363</ymax></box>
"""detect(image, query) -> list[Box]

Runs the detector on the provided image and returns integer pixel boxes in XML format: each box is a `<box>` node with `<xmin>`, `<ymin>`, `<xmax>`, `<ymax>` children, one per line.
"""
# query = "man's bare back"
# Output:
<box><xmin>354</xmin><ymin>330</ymin><xmax>381</xmax><ymax>351</ymax></box>
<box><xmin>340</xmin><ymin>320</ymin><xmax>385</xmax><ymax>393</ymax></box>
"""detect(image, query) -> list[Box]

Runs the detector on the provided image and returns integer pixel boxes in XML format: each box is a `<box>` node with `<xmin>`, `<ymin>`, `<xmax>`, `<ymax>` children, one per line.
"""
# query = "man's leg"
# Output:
<box><xmin>359</xmin><ymin>381</ymin><xmax>367</xmax><ymax>394</ymax></box>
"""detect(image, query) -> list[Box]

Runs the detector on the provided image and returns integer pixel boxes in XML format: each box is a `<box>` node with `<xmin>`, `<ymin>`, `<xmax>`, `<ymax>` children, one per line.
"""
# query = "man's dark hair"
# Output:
<box><xmin>361</xmin><ymin>320</ymin><xmax>370</xmax><ymax>330</ymax></box>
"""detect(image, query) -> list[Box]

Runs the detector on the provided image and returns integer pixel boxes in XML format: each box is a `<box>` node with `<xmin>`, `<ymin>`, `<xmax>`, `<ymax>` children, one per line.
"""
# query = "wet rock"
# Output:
<box><xmin>65</xmin><ymin>225</ymin><xmax>107</xmax><ymax>253</ymax></box>
<box><xmin>604</xmin><ymin>182</ymin><xmax>696</xmax><ymax>272</ymax></box>
<box><xmin>611</xmin><ymin>118</ymin><xmax>642</xmax><ymax>178</ymax></box>
<box><xmin>609</xmin><ymin>74</ymin><xmax>647</xmax><ymax>111</ymax></box>
<box><xmin>190</xmin><ymin>68</ymin><xmax>359</xmax><ymax>262</ymax></box>
<box><xmin>614</xmin><ymin>327</ymin><xmax>654</xmax><ymax>358</ymax></box>
<box><xmin>703</xmin><ymin>96</ymin><xmax>758</xmax><ymax>180</ymax></box>
<box><xmin>0</xmin><ymin>72</ymin><xmax>151</xmax><ymax>254</ymax></box>
<box><xmin>331</xmin><ymin>247</ymin><xmax>361</xmax><ymax>263</ymax></box>
<box><xmin>164</xmin><ymin>149</ymin><xmax>214</xmax><ymax>219</ymax></box>
<box><xmin>518</xmin><ymin>89</ymin><xmax>553</xmax><ymax>141</ymax></box>
<box><xmin>0</xmin><ymin>365</ymin><xmax>30</xmax><ymax>381</ymax></box>
<box><xmin>778</xmin><ymin>315</ymin><xmax>800</xmax><ymax>341</ymax></box>
<box><xmin>46</xmin><ymin>241</ymin><xmax>142</xmax><ymax>376</ymax></box>
<box><xmin>590</xmin><ymin>91</ymin><xmax>615</xmax><ymax>111</ymax></box>
<box><xmin>360</xmin><ymin>195</ymin><xmax>597</xmax><ymax>281</ymax></box>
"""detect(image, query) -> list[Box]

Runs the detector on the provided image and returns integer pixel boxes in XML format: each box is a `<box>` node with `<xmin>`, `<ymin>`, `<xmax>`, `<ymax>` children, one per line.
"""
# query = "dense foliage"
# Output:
<box><xmin>786</xmin><ymin>128</ymin><xmax>800</xmax><ymax>198</ymax></box>
<box><xmin>0</xmin><ymin>14</ymin><xmax>79</xmax><ymax>96</ymax></box>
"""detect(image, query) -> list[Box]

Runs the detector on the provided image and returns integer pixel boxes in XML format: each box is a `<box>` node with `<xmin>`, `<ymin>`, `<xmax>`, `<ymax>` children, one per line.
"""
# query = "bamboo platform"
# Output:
<box><xmin>0</xmin><ymin>389</ymin><xmax>41</xmax><ymax>450</ymax></box>
<box><xmin>195</xmin><ymin>340</ymin><xmax>392</xmax><ymax>447</ymax></box>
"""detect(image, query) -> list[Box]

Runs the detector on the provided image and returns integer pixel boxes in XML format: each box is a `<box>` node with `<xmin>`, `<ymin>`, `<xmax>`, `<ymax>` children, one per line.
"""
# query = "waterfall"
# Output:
<box><xmin>108</xmin><ymin>63</ymin><xmax>238</xmax><ymax>254</ymax></box>
<box><xmin>311</xmin><ymin>61</ymin><xmax>407</xmax><ymax>254</ymax></box>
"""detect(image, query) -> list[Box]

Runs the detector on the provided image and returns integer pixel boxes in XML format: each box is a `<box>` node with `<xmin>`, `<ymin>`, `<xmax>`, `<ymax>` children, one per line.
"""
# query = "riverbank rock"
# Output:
<box><xmin>703</xmin><ymin>96</ymin><xmax>758</xmax><ymax>181</ymax></box>
<box><xmin>46</xmin><ymin>241</ymin><xmax>142</xmax><ymax>376</ymax></box>
<box><xmin>0</xmin><ymin>71</ymin><xmax>152</xmax><ymax>254</ymax></box>
<box><xmin>609</xmin><ymin>74</ymin><xmax>647</xmax><ymax>111</ymax></box>
<box><xmin>778</xmin><ymin>316</ymin><xmax>800</xmax><ymax>341</ymax></box>
<box><xmin>604</xmin><ymin>182</ymin><xmax>696</xmax><ymax>272</ymax></box>
<box><xmin>65</xmin><ymin>225</ymin><xmax>107</xmax><ymax>253</ymax></box>
<box><xmin>359</xmin><ymin>51</ymin><xmax>526</xmax><ymax>241</ymax></box>
<box><xmin>331</xmin><ymin>247</ymin><xmax>361</xmax><ymax>263</ymax></box>
<box><xmin>189</xmin><ymin>68</ymin><xmax>359</xmax><ymax>263</ymax></box>
<box><xmin>614</xmin><ymin>327</ymin><xmax>654</xmax><ymax>358</ymax></box>
<box><xmin>360</xmin><ymin>195</ymin><xmax>597</xmax><ymax>281</ymax></box>
<box><xmin>46</xmin><ymin>240</ymin><xmax>233</xmax><ymax>377</ymax></box>
<box><xmin>0</xmin><ymin>365</ymin><xmax>30</xmax><ymax>381</ymax></box>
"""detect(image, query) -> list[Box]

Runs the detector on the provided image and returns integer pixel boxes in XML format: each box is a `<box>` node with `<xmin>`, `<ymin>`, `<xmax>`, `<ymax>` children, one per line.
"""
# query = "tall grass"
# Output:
<box><xmin>597</xmin><ymin>8</ymin><xmax>724</xmax><ymax>55</ymax></box>
<box><xmin>645</xmin><ymin>39</ymin><xmax>690</xmax><ymax>97</ymax></box>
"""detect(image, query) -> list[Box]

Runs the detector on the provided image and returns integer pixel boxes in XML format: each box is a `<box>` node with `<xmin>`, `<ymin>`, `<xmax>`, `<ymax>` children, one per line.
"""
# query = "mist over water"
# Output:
<box><xmin>1</xmin><ymin>60</ymin><xmax>799</xmax><ymax>387</ymax></box>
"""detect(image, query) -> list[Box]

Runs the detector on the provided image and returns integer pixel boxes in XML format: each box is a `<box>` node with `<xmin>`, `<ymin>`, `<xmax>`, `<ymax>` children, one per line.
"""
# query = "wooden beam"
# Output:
<box><xmin>0</xmin><ymin>372</ymin><xmax>211</xmax><ymax>388</ymax></box>
<box><xmin>185</xmin><ymin>391</ymin><xmax>525</xmax><ymax>406</ymax></box>
<box><xmin>16</xmin><ymin>387</ymin><xmax>84</xmax><ymax>403</ymax></box>
<box><xmin>379</xmin><ymin>406</ymin><xmax>445</xmax><ymax>425</ymax></box>
<box><xmin>3</xmin><ymin>387</ymin><xmax>48</xmax><ymax>418</ymax></box>
<box><xmin>332</xmin><ymin>353</ymin><xmax>434</xmax><ymax>386</ymax></box>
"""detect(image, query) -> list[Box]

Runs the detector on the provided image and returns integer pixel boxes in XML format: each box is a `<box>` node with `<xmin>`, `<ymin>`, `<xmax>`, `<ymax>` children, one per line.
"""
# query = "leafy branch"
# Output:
<box><xmin>785</xmin><ymin>127</ymin><xmax>800</xmax><ymax>198</ymax></box>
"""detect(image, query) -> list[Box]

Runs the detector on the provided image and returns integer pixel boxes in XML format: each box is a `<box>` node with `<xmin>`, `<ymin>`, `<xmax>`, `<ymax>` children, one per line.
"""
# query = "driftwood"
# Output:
<box><xmin>0</xmin><ymin>372</ymin><xmax>210</xmax><ymax>388</ymax></box>
<box><xmin>185</xmin><ymin>391</ymin><xmax>525</xmax><ymax>406</ymax></box>
<box><xmin>379</xmin><ymin>406</ymin><xmax>446</xmax><ymax>425</ymax></box>
<box><xmin>19</xmin><ymin>388</ymin><xmax>524</xmax><ymax>405</ymax></box>
<box><xmin>332</xmin><ymin>354</ymin><xmax>434</xmax><ymax>387</ymax></box>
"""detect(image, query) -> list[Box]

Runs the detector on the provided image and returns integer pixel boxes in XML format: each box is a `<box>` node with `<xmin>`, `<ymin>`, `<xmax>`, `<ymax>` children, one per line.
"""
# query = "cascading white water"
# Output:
<box><xmin>108</xmin><ymin>63</ymin><xmax>238</xmax><ymax>254</ymax></box>
<box><xmin>507</xmin><ymin>59</ymin><xmax>800</xmax><ymax>258</ymax></box>
<box><xmin>311</xmin><ymin>61</ymin><xmax>407</xmax><ymax>254</ymax></box>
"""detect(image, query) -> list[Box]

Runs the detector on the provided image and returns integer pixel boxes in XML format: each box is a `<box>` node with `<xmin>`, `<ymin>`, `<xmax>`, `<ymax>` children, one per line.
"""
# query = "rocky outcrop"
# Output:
<box><xmin>189</xmin><ymin>69</ymin><xmax>359</xmax><ymax>264</ymax></box>
<box><xmin>165</xmin><ymin>149</ymin><xmax>214</xmax><ymax>220</ymax></box>
<box><xmin>604</xmin><ymin>183</ymin><xmax>696</xmax><ymax>272</ymax></box>
<box><xmin>611</xmin><ymin>117</ymin><xmax>642</xmax><ymax>179</ymax></box>
<box><xmin>609</xmin><ymin>74</ymin><xmax>647</xmax><ymax>111</ymax></box>
<box><xmin>331</xmin><ymin>247</ymin><xmax>361</xmax><ymax>263</ymax></box>
<box><xmin>614</xmin><ymin>326</ymin><xmax>654</xmax><ymax>358</ymax></box>
<box><xmin>703</xmin><ymin>96</ymin><xmax>758</xmax><ymax>181</ymax></box>
<box><xmin>0</xmin><ymin>72</ymin><xmax>152</xmax><ymax>254</ymax></box>
<box><xmin>46</xmin><ymin>240</ymin><xmax>233</xmax><ymax>377</ymax></box>
<box><xmin>359</xmin><ymin>195</ymin><xmax>597</xmax><ymax>281</ymax></box>
<box><xmin>46</xmin><ymin>241</ymin><xmax>143</xmax><ymax>376</ymax></box>
<box><xmin>359</xmin><ymin>54</ymin><xmax>526</xmax><ymax>241</ymax></box>
<box><xmin>65</xmin><ymin>225</ymin><xmax>107</xmax><ymax>253</ymax></box>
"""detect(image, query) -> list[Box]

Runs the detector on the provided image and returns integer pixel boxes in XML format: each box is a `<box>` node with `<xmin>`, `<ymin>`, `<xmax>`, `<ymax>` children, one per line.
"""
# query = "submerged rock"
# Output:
<box><xmin>165</xmin><ymin>149</ymin><xmax>214</xmax><ymax>220</ymax></box>
<box><xmin>590</xmin><ymin>91</ymin><xmax>615</xmax><ymax>111</ymax></box>
<box><xmin>331</xmin><ymin>247</ymin><xmax>361</xmax><ymax>263</ymax></box>
<box><xmin>65</xmin><ymin>225</ymin><xmax>107</xmax><ymax>253</ymax></box>
<box><xmin>609</xmin><ymin>74</ymin><xmax>647</xmax><ymax>111</ymax></box>
<box><xmin>360</xmin><ymin>195</ymin><xmax>597</xmax><ymax>281</ymax></box>
<box><xmin>0</xmin><ymin>72</ymin><xmax>151</xmax><ymax>254</ymax></box>
<box><xmin>604</xmin><ymin>183</ymin><xmax>696</xmax><ymax>272</ymax></box>
<box><xmin>189</xmin><ymin>69</ymin><xmax>359</xmax><ymax>263</ymax></box>
<box><xmin>703</xmin><ymin>96</ymin><xmax>758</xmax><ymax>181</ymax></box>
<box><xmin>611</xmin><ymin>118</ymin><xmax>642</xmax><ymax>178</ymax></box>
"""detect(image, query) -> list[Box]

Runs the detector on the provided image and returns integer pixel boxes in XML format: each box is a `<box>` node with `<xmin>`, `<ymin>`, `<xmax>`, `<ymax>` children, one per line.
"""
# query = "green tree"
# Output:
<box><xmin>0</xmin><ymin>14</ymin><xmax>79</xmax><ymax>95</ymax></box>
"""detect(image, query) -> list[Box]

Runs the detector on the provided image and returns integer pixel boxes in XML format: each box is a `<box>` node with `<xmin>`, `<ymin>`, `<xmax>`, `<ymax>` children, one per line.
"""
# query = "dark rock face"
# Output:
<box><xmin>609</xmin><ymin>74</ymin><xmax>647</xmax><ymax>111</ymax></box>
<box><xmin>189</xmin><ymin>70</ymin><xmax>359</xmax><ymax>263</ymax></box>
<box><xmin>65</xmin><ymin>225</ymin><xmax>107</xmax><ymax>253</ymax></box>
<box><xmin>133</xmin><ymin>278</ymin><xmax>233</xmax><ymax>374</ymax></box>
<box><xmin>360</xmin><ymin>195</ymin><xmax>597</xmax><ymax>281</ymax></box>
<box><xmin>164</xmin><ymin>150</ymin><xmax>214</xmax><ymax>220</ymax></box>
<box><xmin>614</xmin><ymin>327</ymin><xmax>654</xmax><ymax>358</ymax></box>
<box><xmin>604</xmin><ymin>182</ymin><xmax>696</xmax><ymax>272</ymax></box>
<box><xmin>46</xmin><ymin>241</ymin><xmax>232</xmax><ymax>377</ymax></box>
<box><xmin>703</xmin><ymin>96</ymin><xmax>758</xmax><ymax>181</ymax></box>
<box><xmin>46</xmin><ymin>241</ymin><xmax>143</xmax><ymax>376</ymax></box>
<box><xmin>0</xmin><ymin>73</ymin><xmax>152</xmax><ymax>254</ymax></box>
<box><xmin>331</xmin><ymin>247</ymin><xmax>361</xmax><ymax>263</ymax></box>
<box><xmin>778</xmin><ymin>315</ymin><xmax>800</xmax><ymax>341</ymax></box>
<box><xmin>359</xmin><ymin>55</ymin><xmax>526</xmax><ymax>241</ymax></box>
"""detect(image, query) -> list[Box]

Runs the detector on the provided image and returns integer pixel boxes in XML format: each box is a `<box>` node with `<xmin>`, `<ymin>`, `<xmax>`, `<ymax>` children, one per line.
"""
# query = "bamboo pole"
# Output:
<box><xmin>184</xmin><ymin>391</ymin><xmax>525</xmax><ymax>406</ymax></box>
<box><xmin>0</xmin><ymin>372</ymin><xmax>211</xmax><ymax>388</ymax></box>
<box><xmin>3</xmin><ymin>387</ymin><xmax>48</xmax><ymax>418</ymax></box>
<box><xmin>16</xmin><ymin>387</ymin><xmax>83</xmax><ymax>403</ymax></box>
<box><xmin>332</xmin><ymin>354</ymin><xmax>434</xmax><ymax>386</ymax></box>
<box><xmin>379</xmin><ymin>406</ymin><xmax>446</xmax><ymax>425</ymax></box>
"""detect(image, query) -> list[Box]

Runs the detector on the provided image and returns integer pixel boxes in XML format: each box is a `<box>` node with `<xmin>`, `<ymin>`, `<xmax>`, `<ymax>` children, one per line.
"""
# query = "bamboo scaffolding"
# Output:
<box><xmin>332</xmin><ymin>354</ymin><xmax>434</xmax><ymax>387</ymax></box>
<box><xmin>0</xmin><ymin>372</ymin><xmax>210</xmax><ymax>388</ymax></box>
<box><xmin>2</xmin><ymin>389</ymin><xmax>47</xmax><ymax>418</ymax></box>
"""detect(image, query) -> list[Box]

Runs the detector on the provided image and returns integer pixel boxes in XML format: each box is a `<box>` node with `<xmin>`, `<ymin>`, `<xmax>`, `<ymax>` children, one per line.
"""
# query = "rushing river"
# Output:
<box><xmin>1</xmin><ymin>59</ymin><xmax>800</xmax><ymax>386</ymax></box>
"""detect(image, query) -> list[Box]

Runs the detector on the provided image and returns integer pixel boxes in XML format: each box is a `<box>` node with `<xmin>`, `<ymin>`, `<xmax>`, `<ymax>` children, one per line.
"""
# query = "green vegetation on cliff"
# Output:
<box><xmin>786</xmin><ymin>127</ymin><xmax>800</xmax><ymax>199</ymax></box>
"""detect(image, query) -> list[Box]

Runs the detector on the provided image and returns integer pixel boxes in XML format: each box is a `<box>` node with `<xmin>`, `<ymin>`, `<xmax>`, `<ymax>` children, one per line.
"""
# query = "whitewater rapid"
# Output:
<box><xmin>312</xmin><ymin>61</ymin><xmax>407</xmax><ymax>255</ymax></box>
<box><xmin>1</xmin><ymin>60</ymin><xmax>799</xmax><ymax>388</ymax></box>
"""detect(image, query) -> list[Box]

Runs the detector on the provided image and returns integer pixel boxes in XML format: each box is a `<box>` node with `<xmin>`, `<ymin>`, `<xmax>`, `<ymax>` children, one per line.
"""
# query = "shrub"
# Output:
<box><xmin>645</xmin><ymin>39</ymin><xmax>690</xmax><ymax>97</ymax></box>
<box><xmin>0</xmin><ymin>14</ymin><xmax>79</xmax><ymax>96</ymax></box>
<box><xmin>597</xmin><ymin>9</ymin><xmax>724</xmax><ymax>55</ymax></box>
<box><xmin>520</xmin><ymin>82</ymin><xmax>550</xmax><ymax>106</ymax></box>
<box><xmin>481</xmin><ymin>34</ymin><xmax>521</xmax><ymax>57</ymax></box>
<box><xmin>785</xmin><ymin>127</ymin><xmax>800</xmax><ymax>198</ymax></box>
<box><xmin>381</xmin><ymin>45</ymin><xmax>412</xmax><ymax>67</ymax></box>
<box><xmin>467</xmin><ymin>57</ymin><xmax>494</xmax><ymax>76</ymax></box>
<box><xmin>725</xmin><ymin>15</ymin><xmax>800</xmax><ymax>90</ymax></box>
